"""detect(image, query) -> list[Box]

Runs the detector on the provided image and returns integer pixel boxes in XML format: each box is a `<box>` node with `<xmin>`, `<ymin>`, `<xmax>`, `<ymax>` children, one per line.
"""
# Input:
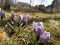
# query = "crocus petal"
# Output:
<box><xmin>32</xmin><ymin>21</ymin><xmax>38</xmax><ymax>28</ymax></box>
<box><xmin>34</xmin><ymin>26</ymin><xmax>44</xmax><ymax>36</ymax></box>
<box><xmin>38</xmin><ymin>22</ymin><xmax>44</xmax><ymax>28</ymax></box>
<box><xmin>41</xmin><ymin>31</ymin><xmax>50</xmax><ymax>43</ymax></box>
<box><xmin>18</xmin><ymin>15</ymin><xmax>23</xmax><ymax>22</ymax></box>
<box><xmin>33</xmin><ymin>21</ymin><xmax>44</xmax><ymax>36</ymax></box>
<box><xmin>37</xmin><ymin>22</ymin><xmax>44</xmax><ymax>31</ymax></box>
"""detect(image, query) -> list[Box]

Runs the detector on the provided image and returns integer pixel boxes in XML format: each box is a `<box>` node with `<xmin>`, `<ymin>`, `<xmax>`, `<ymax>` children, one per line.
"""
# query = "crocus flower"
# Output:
<box><xmin>18</xmin><ymin>15</ymin><xmax>23</xmax><ymax>22</ymax></box>
<box><xmin>17</xmin><ymin>15</ymin><xmax>23</xmax><ymax>27</ymax></box>
<box><xmin>34</xmin><ymin>26</ymin><xmax>44</xmax><ymax>41</ymax></box>
<box><xmin>0</xmin><ymin>11</ymin><xmax>5</xmax><ymax>21</ymax></box>
<box><xmin>22</xmin><ymin>14</ymin><xmax>31</xmax><ymax>27</ymax></box>
<box><xmin>32</xmin><ymin>21</ymin><xmax>44</xmax><ymax>41</ymax></box>
<box><xmin>34</xmin><ymin>26</ymin><xmax>44</xmax><ymax>36</ymax></box>
<box><xmin>24</xmin><ymin>14</ymin><xmax>31</xmax><ymax>23</ymax></box>
<box><xmin>41</xmin><ymin>31</ymin><xmax>50</xmax><ymax>43</ymax></box>
<box><xmin>1</xmin><ymin>12</ymin><xmax>5</xmax><ymax>17</ymax></box>
<box><xmin>32</xmin><ymin>22</ymin><xmax>44</xmax><ymax>36</ymax></box>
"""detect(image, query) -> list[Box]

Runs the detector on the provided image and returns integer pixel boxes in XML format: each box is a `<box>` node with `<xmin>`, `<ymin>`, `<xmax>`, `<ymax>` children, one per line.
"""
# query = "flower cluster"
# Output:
<box><xmin>10</xmin><ymin>13</ymin><xmax>31</xmax><ymax>27</ymax></box>
<box><xmin>32</xmin><ymin>21</ymin><xmax>50</xmax><ymax>43</ymax></box>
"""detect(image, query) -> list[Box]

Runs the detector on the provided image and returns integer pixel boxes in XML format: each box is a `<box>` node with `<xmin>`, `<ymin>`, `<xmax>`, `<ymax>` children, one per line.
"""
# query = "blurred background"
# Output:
<box><xmin>0</xmin><ymin>0</ymin><xmax>60</xmax><ymax>13</ymax></box>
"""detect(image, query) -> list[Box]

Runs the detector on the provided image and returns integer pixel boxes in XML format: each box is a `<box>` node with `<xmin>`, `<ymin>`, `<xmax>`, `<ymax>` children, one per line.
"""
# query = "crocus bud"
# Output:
<box><xmin>0</xmin><ymin>11</ymin><xmax>5</xmax><ymax>21</ymax></box>
<box><xmin>41</xmin><ymin>31</ymin><xmax>50</xmax><ymax>43</ymax></box>
<box><xmin>34</xmin><ymin>26</ymin><xmax>44</xmax><ymax>41</ymax></box>
<box><xmin>34</xmin><ymin>26</ymin><xmax>44</xmax><ymax>36</ymax></box>
<box><xmin>32</xmin><ymin>22</ymin><xmax>44</xmax><ymax>35</ymax></box>
<box><xmin>24</xmin><ymin>14</ymin><xmax>31</xmax><ymax>23</ymax></box>
<box><xmin>32</xmin><ymin>21</ymin><xmax>44</xmax><ymax>41</ymax></box>
<box><xmin>18</xmin><ymin>15</ymin><xmax>23</xmax><ymax>22</ymax></box>
<box><xmin>17</xmin><ymin>15</ymin><xmax>23</xmax><ymax>27</ymax></box>
<box><xmin>1</xmin><ymin>12</ymin><xmax>5</xmax><ymax>17</ymax></box>
<box><xmin>22</xmin><ymin>14</ymin><xmax>31</xmax><ymax>27</ymax></box>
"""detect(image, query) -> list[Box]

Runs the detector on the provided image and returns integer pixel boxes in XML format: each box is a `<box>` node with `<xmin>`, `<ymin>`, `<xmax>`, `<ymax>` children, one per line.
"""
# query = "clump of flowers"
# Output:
<box><xmin>32</xmin><ymin>21</ymin><xmax>50</xmax><ymax>44</ymax></box>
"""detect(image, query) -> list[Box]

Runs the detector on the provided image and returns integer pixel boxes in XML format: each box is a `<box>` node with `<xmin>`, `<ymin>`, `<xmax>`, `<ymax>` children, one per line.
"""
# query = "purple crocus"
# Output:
<box><xmin>41</xmin><ymin>31</ymin><xmax>50</xmax><ymax>43</ymax></box>
<box><xmin>17</xmin><ymin>15</ymin><xmax>23</xmax><ymax>27</ymax></box>
<box><xmin>32</xmin><ymin>21</ymin><xmax>44</xmax><ymax>41</ymax></box>
<box><xmin>22</xmin><ymin>14</ymin><xmax>31</xmax><ymax>27</ymax></box>
<box><xmin>24</xmin><ymin>14</ymin><xmax>31</xmax><ymax>24</ymax></box>
<box><xmin>18</xmin><ymin>15</ymin><xmax>23</xmax><ymax>22</ymax></box>
<box><xmin>0</xmin><ymin>11</ymin><xmax>5</xmax><ymax>21</ymax></box>
<box><xmin>34</xmin><ymin>26</ymin><xmax>44</xmax><ymax>36</ymax></box>
<box><xmin>34</xmin><ymin>26</ymin><xmax>44</xmax><ymax>41</ymax></box>
<box><xmin>32</xmin><ymin>21</ymin><xmax>44</xmax><ymax>35</ymax></box>
<box><xmin>1</xmin><ymin>12</ymin><xmax>5</xmax><ymax>17</ymax></box>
